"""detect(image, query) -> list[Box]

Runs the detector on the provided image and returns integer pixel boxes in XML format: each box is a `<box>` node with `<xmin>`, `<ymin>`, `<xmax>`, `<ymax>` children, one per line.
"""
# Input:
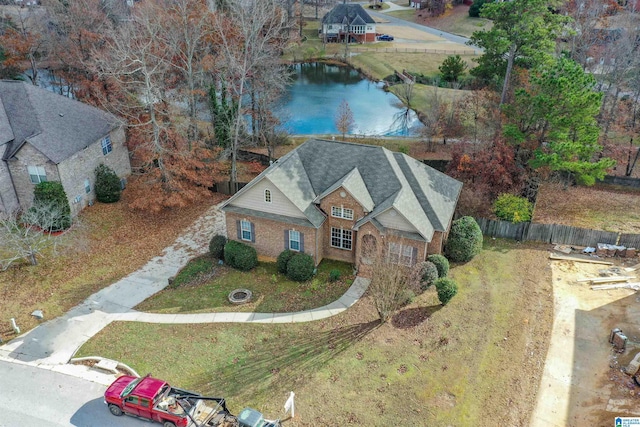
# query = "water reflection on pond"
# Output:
<box><xmin>277</xmin><ymin>62</ymin><xmax>422</xmax><ymax>136</ymax></box>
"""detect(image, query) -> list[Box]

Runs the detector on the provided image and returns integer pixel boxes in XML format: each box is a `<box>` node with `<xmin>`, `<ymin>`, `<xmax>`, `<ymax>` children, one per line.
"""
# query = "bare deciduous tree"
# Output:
<box><xmin>366</xmin><ymin>240</ymin><xmax>421</xmax><ymax>323</ymax></box>
<box><xmin>212</xmin><ymin>0</ymin><xmax>292</xmax><ymax>186</ymax></box>
<box><xmin>335</xmin><ymin>99</ymin><xmax>355</xmax><ymax>140</ymax></box>
<box><xmin>0</xmin><ymin>202</ymin><xmax>76</xmax><ymax>269</ymax></box>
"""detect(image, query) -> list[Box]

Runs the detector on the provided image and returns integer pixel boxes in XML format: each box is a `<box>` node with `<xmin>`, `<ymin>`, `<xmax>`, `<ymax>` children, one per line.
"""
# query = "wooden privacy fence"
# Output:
<box><xmin>474</xmin><ymin>217</ymin><xmax>635</xmax><ymax>248</ymax></box>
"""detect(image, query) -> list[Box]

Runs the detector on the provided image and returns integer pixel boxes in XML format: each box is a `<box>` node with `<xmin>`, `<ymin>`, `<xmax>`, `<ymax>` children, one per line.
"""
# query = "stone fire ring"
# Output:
<box><xmin>228</xmin><ymin>288</ymin><xmax>252</xmax><ymax>304</ymax></box>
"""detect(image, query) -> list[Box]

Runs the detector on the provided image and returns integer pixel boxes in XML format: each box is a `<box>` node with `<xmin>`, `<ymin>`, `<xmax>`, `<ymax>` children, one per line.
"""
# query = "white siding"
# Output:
<box><xmin>230</xmin><ymin>178</ymin><xmax>306</xmax><ymax>218</ymax></box>
<box><xmin>377</xmin><ymin>208</ymin><xmax>418</xmax><ymax>233</ymax></box>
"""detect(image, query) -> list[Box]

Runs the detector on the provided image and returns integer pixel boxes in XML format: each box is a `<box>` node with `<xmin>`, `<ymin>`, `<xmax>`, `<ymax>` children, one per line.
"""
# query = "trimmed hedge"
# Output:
<box><xmin>445</xmin><ymin>216</ymin><xmax>483</xmax><ymax>262</ymax></box>
<box><xmin>33</xmin><ymin>181</ymin><xmax>71</xmax><ymax>231</ymax></box>
<box><xmin>209</xmin><ymin>235</ymin><xmax>227</xmax><ymax>259</ymax></box>
<box><xmin>435</xmin><ymin>277</ymin><xmax>458</xmax><ymax>305</ymax></box>
<box><xmin>416</xmin><ymin>261</ymin><xmax>439</xmax><ymax>291</ymax></box>
<box><xmin>223</xmin><ymin>240</ymin><xmax>257</xmax><ymax>271</ymax></box>
<box><xmin>277</xmin><ymin>250</ymin><xmax>296</xmax><ymax>274</ymax></box>
<box><xmin>427</xmin><ymin>254</ymin><xmax>449</xmax><ymax>278</ymax></box>
<box><xmin>94</xmin><ymin>164</ymin><xmax>121</xmax><ymax>203</ymax></box>
<box><xmin>286</xmin><ymin>253</ymin><xmax>315</xmax><ymax>282</ymax></box>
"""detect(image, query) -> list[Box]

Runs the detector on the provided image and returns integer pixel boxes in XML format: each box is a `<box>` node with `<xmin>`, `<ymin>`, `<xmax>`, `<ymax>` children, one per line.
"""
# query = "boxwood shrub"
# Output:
<box><xmin>427</xmin><ymin>254</ymin><xmax>449</xmax><ymax>278</ymax></box>
<box><xmin>277</xmin><ymin>249</ymin><xmax>296</xmax><ymax>274</ymax></box>
<box><xmin>434</xmin><ymin>277</ymin><xmax>458</xmax><ymax>305</ymax></box>
<box><xmin>224</xmin><ymin>240</ymin><xmax>257</xmax><ymax>271</ymax></box>
<box><xmin>445</xmin><ymin>216</ymin><xmax>483</xmax><ymax>262</ymax></box>
<box><xmin>416</xmin><ymin>261</ymin><xmax>439</xmax><ymax>291</ymax></box>
<box><xmin>286</xmin><ymin>253</ymin><xmax>314</xmax><ymax>282</ymax></box>
<box><xmin>94</xmin><ymin>164</ymin><xmax>121</xmax><ymax>203</ymax></box>
<box><xmin>209</xmin><ymin>234</ymin><xmax>227</xmax><ymax>259</ymax></box>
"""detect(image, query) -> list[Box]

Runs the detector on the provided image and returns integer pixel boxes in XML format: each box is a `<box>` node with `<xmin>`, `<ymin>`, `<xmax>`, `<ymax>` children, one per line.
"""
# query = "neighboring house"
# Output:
<box><xmin>0</xmin><ymin>80</ymin><xmax>131</xmax><ymax>216</ymax></box>
<box><xmin>221</xmin><ymin>139</ymin><xmax>462</xmax><ymax>275</ymax></box>
<box><xmin>320</xmin><ymin>4</ymin><xmax>376</xmax><ymax>43</ymax></box>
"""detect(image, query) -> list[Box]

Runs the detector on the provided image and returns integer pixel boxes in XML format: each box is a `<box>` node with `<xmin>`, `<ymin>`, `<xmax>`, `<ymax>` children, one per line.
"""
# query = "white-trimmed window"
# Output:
<box><xmin>28</xmin><ymin>166</ymin><xmax>46</xmax><ymax>184</ymax></box>
<box><xmin>84</xmin><ymin>178</ymin><xmax>91</xmax><ymax>194</ymax></box>
<box><xmin>241</xmin><ymin>220</ymin><xmax>252</xmax><ymax>241</ymax></box>
<box><xmin>389</xmin><ymin>243</ymin><xmax>416</xmax><ymax>266</ymax></box>
<box><xmin>353</xmin><ymin>25</ymin><xmax>365</xmax><ymax>34</ymax></box>
<box><xmin>331</xmin><ymin>206</ymin><xmax>354</xmax><ymax>220</ymax></box>
<box><xmin>101</xmin><ymin>136</ymin><xmax>112</xmax><ymax>155</ymax></box>
<box><xmin>264</xmin><ymin>189</ymin><xmax>272</xmax><ymax>203</ymax></box>
<box><xmin>289</xmin><ymin>230</ymin><xmax>301</xmax><ymax>251</ymax></box>
<box><xmin>331</xmin><ymin>227</ymin><xmax>352</xmax><ymax>250</ymax></box>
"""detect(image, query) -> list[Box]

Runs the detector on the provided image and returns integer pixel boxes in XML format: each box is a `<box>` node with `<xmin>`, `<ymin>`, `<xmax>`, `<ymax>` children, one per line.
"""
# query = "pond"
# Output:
<box><xmin>276</xmin><ymin>62</ymin><xmax>422</xmax><ymax>136</ymax></box>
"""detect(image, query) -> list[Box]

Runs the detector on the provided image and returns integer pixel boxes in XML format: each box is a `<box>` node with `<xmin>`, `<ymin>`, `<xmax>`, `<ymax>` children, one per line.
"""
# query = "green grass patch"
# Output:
<box><xmin>349</xmin><ymin>52</ymin><xmax>476</xmax><ymax>81</ymax></box>
<box><xmin>78</xmin><ymin>241</ymin><xmax>552</xmax><ymax>425</ymax></box>
<box><xmin>136</xmin><ymin>259</ymin><xmax>354</xmax><ymax>314</ymax></box>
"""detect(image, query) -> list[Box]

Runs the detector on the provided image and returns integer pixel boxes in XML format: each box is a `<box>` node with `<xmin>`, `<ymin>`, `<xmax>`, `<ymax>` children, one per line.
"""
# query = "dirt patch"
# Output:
<box><xmin>534</xmin><ymin>182</ymin><xmax>640</xmax><ymax>233</ymax></box>
<box><xmin>533</xmin><ymin>257</ymin><xmax>640</xmax><ymax>426</ymax></box>
<box><xmin>415</xmin><ymin>4</ymin><xmax>492</xmax><ymax>38</ymax></box>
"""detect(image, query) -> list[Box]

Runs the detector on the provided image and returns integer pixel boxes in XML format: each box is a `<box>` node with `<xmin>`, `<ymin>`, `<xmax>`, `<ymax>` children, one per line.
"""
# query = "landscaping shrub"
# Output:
<box><xmin>416</xmin><ymin>261</ymin><xmax>439</xmax><ymax>291</ymax></box>
<box><xmin>94</xmin><ymin>164</ymin><xmax>121</xmax><ymax>203</ymax></box>
<box><xmin>329</xmin><ymin>269</ymin><xmax>341</xmax><ymax>282</ymax></box>
<box><xmin>445</xmin><ymin>216</ymin><xmax>483</xmax><ymax>262</ymax></box>
<box><xmin>427</xmin><ymin>254</ymin><xmax>449</xmax><ymax>278</ymax></box>
<box><xmin>32</xmin><ymin>181</ymin><xmax>71</xmax><ymax>231</ymax></box>
<box><xmin>493</xmin><ymin>193</ymin><xmax>533</xmax><ymax>223</ymax></box>
<box><xmin>224</xmin><ymin>240</ymin><xmax>257</xmax><ymax>271</ymax></box>
<box><xmin>209</xmin><ymin>234</ymin><xmax>227</xmax><ymax>259</ymax></box>
<box><xmin>277</xmin><ymin>249</ymin><xmax>296</xmax><ymax>274</ymax></box>
<box><xmin>286</xmin><ymin>253</ymin><xmax>315</xmax><ymax>282</ymax></box>
<box><xmin>469</xmin><ymin>0</ymin><xmax>489</xmax><ymax>17</ymax></box>
<box><xmin>435</xmin><ymin>277</ymin><xmax>458</xmax><ymax>305</ymax></box>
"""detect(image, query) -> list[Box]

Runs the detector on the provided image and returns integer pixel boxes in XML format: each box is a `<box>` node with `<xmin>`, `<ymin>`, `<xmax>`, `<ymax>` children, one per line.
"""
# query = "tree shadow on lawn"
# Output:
<box><xmin>391</xmin><ymin>304</ymin><xmax>441</xmax><ymax>329</ymax></box>
<box><xmin>199</xmin><ymin>320</ymin><xmax>381</xmax><ymax>396</ymax></box>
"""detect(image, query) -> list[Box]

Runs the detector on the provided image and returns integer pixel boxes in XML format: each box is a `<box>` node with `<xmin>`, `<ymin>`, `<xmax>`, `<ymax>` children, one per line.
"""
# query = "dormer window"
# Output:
<box><xmin>264</xmin><ymin>189</ymin><xmax>272</xmax><ymax>203</ymax></box>
<box><xmin>332</xmin><ymin>206</ymin><xmax>354</xmax><ymax>220</ymax></box>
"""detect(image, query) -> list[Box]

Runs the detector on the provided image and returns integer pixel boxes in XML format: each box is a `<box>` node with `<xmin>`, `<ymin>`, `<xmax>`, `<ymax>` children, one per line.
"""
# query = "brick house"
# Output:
<box><xmin>320</xmin><ymin>4</ymin><xmax>377</xmax><ymax>43</ymax></box>
<box><xmin>0</xmin><ymin>80</ymin><xmax>131</xmax><ymax>216</ymax></box>
<box><xmin>221</xmin><ymin>139</ymin><xmax>462</xmax><ymax>274</ymax></box>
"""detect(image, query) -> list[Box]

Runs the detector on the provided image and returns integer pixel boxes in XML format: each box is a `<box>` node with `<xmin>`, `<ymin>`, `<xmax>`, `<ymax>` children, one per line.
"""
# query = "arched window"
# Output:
<box><xmin>264</xmin><ymin>189</ymin><xmax>272</xmax><ymax>203</ymax></box>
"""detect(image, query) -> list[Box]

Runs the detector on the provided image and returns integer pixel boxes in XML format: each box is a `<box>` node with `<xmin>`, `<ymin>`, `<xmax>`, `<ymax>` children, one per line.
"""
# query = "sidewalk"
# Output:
<box><xmin>0</xmin><ymin>202</ymin><xmax>369</xmax><ymax>385</ymax></box>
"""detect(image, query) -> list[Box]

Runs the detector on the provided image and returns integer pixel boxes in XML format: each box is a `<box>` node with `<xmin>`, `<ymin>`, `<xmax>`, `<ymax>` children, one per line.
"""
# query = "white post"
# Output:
<box><xmin>10</xmin><ymin>318</ymin><xmax>20</xmax><ymax>335</ymax></box>
<box><xmin>284</xmin><ymin>391</ymin><xmax>295</xmax><ymax>418</ymax></box>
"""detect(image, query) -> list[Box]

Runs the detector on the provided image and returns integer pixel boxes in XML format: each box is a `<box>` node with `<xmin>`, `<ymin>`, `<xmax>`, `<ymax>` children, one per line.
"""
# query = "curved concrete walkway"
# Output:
<box><xmin>0</xmin><ymin>202</ymin><xmax>369</xmax><ymax>385</ymax></box>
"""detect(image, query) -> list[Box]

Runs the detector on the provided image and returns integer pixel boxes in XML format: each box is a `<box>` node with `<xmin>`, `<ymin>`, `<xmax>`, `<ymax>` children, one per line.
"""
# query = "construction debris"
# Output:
<box><xmin>577</xmin><ymin>276</ymin><xmax>636</xmax><ymax>284</ymax></box>
<box><xmin>625</xmin><ymin>263</ymin><xmax>640</xmax><ymax>272</ymax></box>
<box><xmin>625</xmin><ymin>352</ymin><xmax>640</xmax><ymax>376</ymax></box>
<box><xmin>590</xmin><ymin>282</ymin><xmax>640</xmax><ymax>291</ymax></box>
<box><xmin>610</xmin><ymin>328</ymin><xmax>628</xmax><ymax>352</ymax></box>
<box><xmin>553</xmin><ymin>244</ymin><xmax>572</xmax><ymax>254</ymax></box>
<box><xmin>549</xmin><ymin>254</ymin><xmax>614</xmax><ymax>265</ymax></box>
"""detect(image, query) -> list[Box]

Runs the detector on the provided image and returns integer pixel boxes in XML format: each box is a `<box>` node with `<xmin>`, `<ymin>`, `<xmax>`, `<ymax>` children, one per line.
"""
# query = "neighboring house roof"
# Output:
<box><xmin>0</xmin><ymin>80</ymin><xmax>119</xmax><ymax>163</ymax></box>
<box><xmin>222</xmin><ymin>139</ymin><xmax>463</xmax><ymax>242</ymax></box>
<box><xmin>322</xmin><ymin>4</ymin><xmax>375</xmax><ymax>26</ymax></box>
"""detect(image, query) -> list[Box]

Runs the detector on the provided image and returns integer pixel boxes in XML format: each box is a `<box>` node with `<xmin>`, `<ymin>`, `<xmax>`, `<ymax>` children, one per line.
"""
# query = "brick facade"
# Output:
<box><xmin>225</xmin><ymin>211</ymin><xmax>321</xmax><ymax>265</ymax></box>
<box><xmin>4</xmin><ymin>126</ymin><xmax>130</xmax><ymax>216</ymax></box>
<box><xmin>318</xmin><ymin>187</ymin><xmax>366</xmax><ymax>264</ymax></box>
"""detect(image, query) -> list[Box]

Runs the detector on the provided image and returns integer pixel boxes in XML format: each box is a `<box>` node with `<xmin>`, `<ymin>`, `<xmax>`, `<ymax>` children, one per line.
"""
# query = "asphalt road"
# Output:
<box><xmin>0</xmin><ymin>361</ymin><xmax>144</xmax><ymax>427</ymax></box>
<box><xmin>367</xmin><ymin>8</ymin><xmax>478</xmax><ymax>49</ymax></box>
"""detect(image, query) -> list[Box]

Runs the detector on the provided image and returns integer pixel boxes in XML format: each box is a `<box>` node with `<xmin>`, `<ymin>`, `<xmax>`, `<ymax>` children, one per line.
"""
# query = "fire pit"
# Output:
<box><xmin>228</xmin><ymin>289</ymin><xmax>252</xmax><ymax>304</ymax></box>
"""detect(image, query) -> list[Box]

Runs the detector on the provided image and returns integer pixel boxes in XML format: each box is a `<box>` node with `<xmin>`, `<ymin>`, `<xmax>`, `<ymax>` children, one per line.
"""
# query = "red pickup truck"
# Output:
<box><xmin>104</xmin><ymin>375</ymin><xmax>280</xmax><ymax>427</ymax></box>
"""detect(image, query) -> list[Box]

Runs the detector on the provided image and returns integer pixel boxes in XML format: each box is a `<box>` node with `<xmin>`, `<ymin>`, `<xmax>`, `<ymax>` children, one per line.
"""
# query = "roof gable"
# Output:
<box><xmin>322</xmin><ymin>4</ymin><xmax>375</xmax><ymax>26</ymax></box>
<box><xmin>223</xmin><ymin>139</ymin><xmax>461</xmax><ymax>239</ymax></box>
<box><xmin>0</xmin><ymin>80</ymin><xmax>119</xmax><ymax>163</ymax></box>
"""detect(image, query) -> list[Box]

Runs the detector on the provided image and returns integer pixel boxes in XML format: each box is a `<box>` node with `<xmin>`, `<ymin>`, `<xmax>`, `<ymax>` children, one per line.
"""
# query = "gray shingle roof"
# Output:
<box><xmin>322</xmin><ymin>4</ymin><xmax>375</xmax><ymax>26</ymax></box>
<box><xmin>0</xmin><ymin>80</ymin><xmax>119</xmax><ymax>163</ymax></box>
<box><xmin>223</xmin><ymin>139</ymin><xmax>462</xmax><ymax>241</ymax></box>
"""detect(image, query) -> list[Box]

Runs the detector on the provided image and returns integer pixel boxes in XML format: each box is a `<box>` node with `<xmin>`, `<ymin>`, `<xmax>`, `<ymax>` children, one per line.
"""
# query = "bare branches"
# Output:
<box><xmin>0</xmin><ymin>203</ymin><xmax>77</xmax><ymax>270</ymax></box>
